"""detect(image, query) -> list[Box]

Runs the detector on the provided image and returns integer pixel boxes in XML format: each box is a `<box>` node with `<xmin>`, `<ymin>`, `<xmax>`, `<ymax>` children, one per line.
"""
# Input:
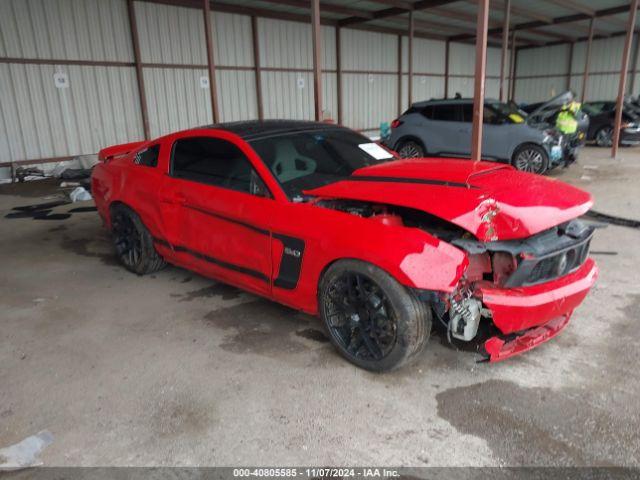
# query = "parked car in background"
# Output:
<box><xmin>582</xmin><ymin>101</ymin><xmax>640</xmax><ymax>147</ymax></box>
<box><xmin>92</xmin><ymin>120</ymin><xmax>597</xmax><ymax>371</ymax></box>
<box><xmin>386</xmin><ymin>98</ymin><xmax>564</xmax><ymax>174</ymax></box>
<box><xmin>521</xmin><ymin>91</ymin><xmax>589</xmax><ymax>166</ymax></box>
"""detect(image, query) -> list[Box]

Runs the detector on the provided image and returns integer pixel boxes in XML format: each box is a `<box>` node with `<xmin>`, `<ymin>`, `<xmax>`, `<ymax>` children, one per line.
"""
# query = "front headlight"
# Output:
<box><xmin>542</xmin><ymin>129</ymin><xmax>561</xmax><ymax>144</ymax></box>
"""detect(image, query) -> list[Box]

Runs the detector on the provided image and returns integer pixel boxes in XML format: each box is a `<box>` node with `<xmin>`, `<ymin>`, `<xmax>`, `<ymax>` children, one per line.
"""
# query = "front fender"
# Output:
<box><xmin>271</xmin><ymin>203</ymin><xmax>468</xmax><ymax>315</ymax></box>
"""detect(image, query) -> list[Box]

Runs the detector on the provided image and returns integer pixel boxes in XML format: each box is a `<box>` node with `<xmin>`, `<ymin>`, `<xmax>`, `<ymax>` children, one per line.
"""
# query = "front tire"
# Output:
<box><xmin>595</xmin><ymin>126</ymin><xmax>613</xmax><ymax>147</ymax></box>
<box><xmin>319</xmin><ymin>260</ymin><xmax>431</xmax><ymax>372</ymax></box>
<box><xmin>397</xmin><ymin>140</ymin><xmax>425</xmax><ymax>158</ymax></box>
<box><xmin>511</xmin><ymin>144</ymin><xmax>549</xmax><ymax>174</ymax></box>
<box><xmin>110</xmin><ymin>204</ymin><xmax>166</xmax><ymax>275</ymax></box>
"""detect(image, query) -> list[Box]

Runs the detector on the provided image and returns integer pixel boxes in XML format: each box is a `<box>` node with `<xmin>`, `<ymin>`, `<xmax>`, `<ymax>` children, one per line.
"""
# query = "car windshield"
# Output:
<box><xmin>249</xmin><ymin>129</ymin><xmax>396</xmax><ymax>199</ymax></box>
<box><xmin>583</xmin><ymin>103</ymin><xmax>608</xmax><ymax>115</ymax></box>
<box><xmin>488</xmin><ymin>102</ymin><xmax>527</xmax><ymax>123</ymax></box>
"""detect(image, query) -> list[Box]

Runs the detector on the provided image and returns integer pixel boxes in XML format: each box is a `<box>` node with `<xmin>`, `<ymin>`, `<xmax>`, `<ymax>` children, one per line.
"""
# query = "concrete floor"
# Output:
<box><xmin>1</xmin><ymin>147</ymin><xmax>639</xmax><ymax>467</ymax></box>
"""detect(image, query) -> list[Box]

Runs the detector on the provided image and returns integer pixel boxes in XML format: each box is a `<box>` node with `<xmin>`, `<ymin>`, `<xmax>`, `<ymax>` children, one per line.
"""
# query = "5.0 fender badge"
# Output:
<box><xmin>284</xmin><ymin>247</ymin><xmax>301</xmax><ymax>258</ymax></box>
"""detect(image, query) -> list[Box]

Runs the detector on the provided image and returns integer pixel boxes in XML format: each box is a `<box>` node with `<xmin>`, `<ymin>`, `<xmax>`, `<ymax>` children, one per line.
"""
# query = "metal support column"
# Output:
<box><xmin>337</xmin><ymin>27</ymin><xmax>343</xmax><ymax>124</ymax></box>
<box><xmin>397</xmin><ymin>34</ymin><xmax>402</xmax><ymax>116</ymax></box>
<box><xmin>508</xmin><ymin>31</ymin><xmax>517</xmax><ymax>101</ymax></box>
<box><xmin>471</xmin><ymin>0</ymin><xmax>490</xmax><ymax>162</ymax></box>
<box><xmin>444</xmin><ymin>39</ymin><xmax>450</xmax><ymax>99</ymax></box>
<box><xmin>127</xmin><ymin>0</ymin><xmax>150</xmax><ymax>139</ymax></box>
<box><xmin>612</xmin><ymin>0</ymin><xmax>638</xmax><ymax>158</ymax></box>
<box><xmin>251</xmin><ymin>16</ymin><xmax>264</xmax><ymax>120</ymax></box>
<box><xmin>203</xmin><ymin>0</ymin><xmax>220</xmax><ymax>123</ymax></box>
<box><xmin>408</xmin><ymin>11</ymin><xmax>414</xmax><ymax>107</ymax></box>
<box><xmin>311</xmin><ymin>0</ymin><xmax>323</xmax><ymax>121</ymax></box>
<box><xmin>499</xmin><ymin>0</ymin><xmax>511</xmax><ymax>102</ymax></box>
<box><xmin>566</xmin><ymin>42</ymin><xmax>574</xmax><ymax>91</ymax></box>
<box><xmin>581</xmin><ymin>18</ymin><xmax>595</xmax><ymax>103</ymax></box>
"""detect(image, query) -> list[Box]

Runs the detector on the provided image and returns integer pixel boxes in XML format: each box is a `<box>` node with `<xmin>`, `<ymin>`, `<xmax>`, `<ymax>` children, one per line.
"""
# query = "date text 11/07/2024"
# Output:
<box><xmin>232</xmin><ymin>468</ymin><xmax>400</xmax><ymax>478</ymax></box>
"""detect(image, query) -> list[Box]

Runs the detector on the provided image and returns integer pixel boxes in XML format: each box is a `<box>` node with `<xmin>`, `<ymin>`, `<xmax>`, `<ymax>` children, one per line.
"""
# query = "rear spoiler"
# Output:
<box><xmin>98</xmin><ymin>141</ymin><xmax>146</xmax><ymax>162</ymax></box>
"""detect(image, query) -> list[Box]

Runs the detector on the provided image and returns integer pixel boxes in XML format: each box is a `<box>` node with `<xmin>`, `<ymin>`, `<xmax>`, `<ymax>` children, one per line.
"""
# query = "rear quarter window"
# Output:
<box><xmin>134</xmin><ymin>144</ymin><xmax>160</xmax><ymax>167</ymax></box>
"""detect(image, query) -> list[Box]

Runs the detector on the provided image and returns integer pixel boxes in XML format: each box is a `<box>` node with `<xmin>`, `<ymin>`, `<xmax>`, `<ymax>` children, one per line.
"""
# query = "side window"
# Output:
<box><xmin>461</xmin><ymin>104</ymin><xmax>499</xmax><ymax>124</ymax></box>
<box><xmin>432</xmin><ymin>105</ymin><xmax>460</xmax><ymax>122</ymax></box>
<box><xmin>461</xmin><ymin>104</ymin><xmax>473</xmax><ymax>123</ymax></box>
<box><xmin>135</xmin><ymin>144</ymin><xmax>160</xmax><ymax>167</ymax></box>
<box><xmin>171</xmin><ymin>136</ymin><xmax>269</xmax><ymax>196</ymax></box>
<box><xmin>421</xmin><ymin>105</ymin><xmax>435</xmax><ymax>119</ymax></box>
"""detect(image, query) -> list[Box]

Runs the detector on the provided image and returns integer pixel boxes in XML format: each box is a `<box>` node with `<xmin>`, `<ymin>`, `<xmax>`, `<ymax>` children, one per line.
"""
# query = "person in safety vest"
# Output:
<box><xmin>556</xmin><ymin>100</ymin><xmax>583</xmax><ymax>167</ymax></box>
<box><xmin>556</xmin><ymin>101</ymin><xmax>579</xmax><ymax>135</ymax></box>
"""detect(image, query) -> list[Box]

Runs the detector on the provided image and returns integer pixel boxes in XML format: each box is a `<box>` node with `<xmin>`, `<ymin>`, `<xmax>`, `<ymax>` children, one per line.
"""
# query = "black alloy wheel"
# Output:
<box><xmin>110</xmin><ymin>204</ymin><xmax>166</xmax><ymax>275</ymax></box>
<box><xmin>512</xmin><ymin>144</ymin><xmax>549</xmax><ymax>174</ymax></box>
<box><xmin>112</xmin><ymin>209</ymin><xmax>142</xmax><ymax>269</ymax></box>
<box><xmin>397</xmin><ymin>140</ymin><xmax>425</xmax><ymax>158</ymax></box>
<box><xmin>319</xmin><ymin>260</ymin><xmax>431</xmax><ymax>371</ymax></box>
<box><xmin>323</xmin><ymin>272</ymin><xmax>397</xmax><ymax>362</ymax></box>
<box><xmin>595</xmin><ymin>126</ymin><xmax>614</xmax><ymax>147</ymax></box>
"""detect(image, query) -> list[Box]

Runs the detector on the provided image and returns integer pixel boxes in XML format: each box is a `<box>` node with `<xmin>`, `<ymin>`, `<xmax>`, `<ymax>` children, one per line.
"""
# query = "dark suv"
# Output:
<box><xmin>386</xmin><ymin>98</ymin><xmax>563</xmax><ymax>174</ymax></box>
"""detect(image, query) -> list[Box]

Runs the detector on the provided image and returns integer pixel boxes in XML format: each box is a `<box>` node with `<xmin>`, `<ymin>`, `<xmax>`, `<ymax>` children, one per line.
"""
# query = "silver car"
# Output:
<box><xmin>386</xmin><ymin>98</ymin><xmax>564</xmax><ymax>174</ymax></box>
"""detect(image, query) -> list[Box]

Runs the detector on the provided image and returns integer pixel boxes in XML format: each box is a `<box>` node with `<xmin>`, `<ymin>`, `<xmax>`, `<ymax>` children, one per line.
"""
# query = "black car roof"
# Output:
<box><xmin>203</xmin><ymin>120</ymin><xmax>350</xmax><ymax>141</ymax></box>
<box><xmin>411</xmin><ymin>98</ymin><xmax>500</xmax><ymax>107</ymax></box>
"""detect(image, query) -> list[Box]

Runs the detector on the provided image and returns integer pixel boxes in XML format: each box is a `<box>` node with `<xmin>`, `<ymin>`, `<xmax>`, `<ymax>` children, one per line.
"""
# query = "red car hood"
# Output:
<box><xmin>305</xmin><ymin>158</ymin><xmax>593</xmax><ymax>241</ymax></box>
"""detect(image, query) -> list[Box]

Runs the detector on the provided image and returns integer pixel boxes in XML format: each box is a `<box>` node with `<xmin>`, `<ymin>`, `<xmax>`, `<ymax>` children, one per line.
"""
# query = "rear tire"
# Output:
<box><xmin>110</xmin><ymin>204</ymin><xmax>166</xmax><ymax>275</ymax></box>
<box><xmin>511</xmin><ymin>144</ymin><xmax>549</xmax><ymax>174</ymax></box>
<box><xmin>318</xmin><ymin>260</ymin><xmax>431</xmax><ymax>372</ymax></box>
<box><xmin>397</xmin><ymin>140</ymin><xmax>425</xmax><ymax>158</ymax></box>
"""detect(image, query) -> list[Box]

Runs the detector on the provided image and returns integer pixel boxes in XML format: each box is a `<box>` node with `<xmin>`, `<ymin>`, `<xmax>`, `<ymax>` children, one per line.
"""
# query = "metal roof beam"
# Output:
<box><xmin>338</xmin><ymin>0</ymin><xmax>460</xmax><ymax>27</ymax></box>
<box><xmin>450</xmin><ymin>3</ymin><xmax>640</xmax><ymax>43</ymax></box>
<box><xmin>252</xmin><ymin>0</ymin><xmax>374</xmax><ymax>20</ymax></box>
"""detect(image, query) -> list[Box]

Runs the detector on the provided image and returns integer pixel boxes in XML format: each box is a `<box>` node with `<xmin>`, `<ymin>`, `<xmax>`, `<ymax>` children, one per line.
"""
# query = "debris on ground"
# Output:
<box><xmin>69</xmin><ymin>187</ymin><xmax>92</xmax><ymax>202</ymax></box>
<box><xmin>15</xmin><ymin>167</ymin><xmax>46</xmax><ymax>183</ymax></box>
<box><xmin>0</xmin><ymin>430</ymin><xmax>53</xmax><ymax>471</ymax></box>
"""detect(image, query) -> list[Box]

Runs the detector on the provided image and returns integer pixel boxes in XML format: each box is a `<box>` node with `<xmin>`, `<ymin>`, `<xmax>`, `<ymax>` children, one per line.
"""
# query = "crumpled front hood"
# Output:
<box><xmin>305</xmin><ymin>158</ymin><xmax>593</xmax><ymax>241</ymax></box>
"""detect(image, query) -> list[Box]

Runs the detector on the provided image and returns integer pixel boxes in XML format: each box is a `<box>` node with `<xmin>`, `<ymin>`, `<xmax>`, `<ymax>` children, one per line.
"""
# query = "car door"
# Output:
<box><xmin>461</xmin><ymin>103</ymin><xmax>512</xmax><ymax>160</ymax></box>
<box><xmin>162</xmin><ymin>132</ymin><xmax>275</xmax><ymax>296</ymax></box>
<box><xmin>428</xmin><ymin>103</ymin><xmax>468</xmax><ymax>156</ymax></box>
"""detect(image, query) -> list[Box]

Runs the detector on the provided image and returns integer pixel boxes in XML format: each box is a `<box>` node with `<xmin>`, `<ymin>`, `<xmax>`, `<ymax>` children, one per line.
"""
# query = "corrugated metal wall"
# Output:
<box><xmin>259</xmin><ymin>18</ymin><xmax>336</xmax><ymax>121</ymax></box>
<box><xmin>342</xmin><ymin>28</ymin><xmax>398</xmax><ymax>135</ymax></box>
<box><xmin>9</xmin><ymin>0</ymin><xmax>616</xmax><ymax>179</ymax></box>
<box><xmin>517</xmin><ymin>38</ymin><xmax>640</xmax><ymax>103</ymax></box>
<box><xmin>0</xmin><ymin>0</ymin><xmax>142</xmax><ymax>177</ymax></box>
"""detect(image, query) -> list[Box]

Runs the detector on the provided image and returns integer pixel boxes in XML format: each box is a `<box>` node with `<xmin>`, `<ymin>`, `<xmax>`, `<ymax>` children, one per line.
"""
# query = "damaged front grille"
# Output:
<box><xmin>514</xmin><ymin>236</ymin><xmax>592</xmax><ymax>286</ymax></box>
<box><xmin>453</xmin><ymin>219</ymin><xmax>595</xmax><ymax>288</ymax></box>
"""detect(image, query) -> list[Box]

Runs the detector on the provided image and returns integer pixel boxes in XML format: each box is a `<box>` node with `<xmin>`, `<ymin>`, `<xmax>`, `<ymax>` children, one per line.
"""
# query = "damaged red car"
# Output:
<box><xmin>92</xmin><ymin>121</ymin><xmax>598</xmax><ymax>371</ymax></box>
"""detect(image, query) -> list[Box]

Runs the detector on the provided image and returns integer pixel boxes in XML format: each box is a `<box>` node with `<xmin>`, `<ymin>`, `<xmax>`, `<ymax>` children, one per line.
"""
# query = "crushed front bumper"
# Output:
<box><xmin>484</xmin><ymin>314</ymin><xmax>571</xmax><ymax>362</ymax></box>
<box><xmin>477</xmin><ymin>258</ymin><xmax>598</xmax><ymax>362</ymax></box>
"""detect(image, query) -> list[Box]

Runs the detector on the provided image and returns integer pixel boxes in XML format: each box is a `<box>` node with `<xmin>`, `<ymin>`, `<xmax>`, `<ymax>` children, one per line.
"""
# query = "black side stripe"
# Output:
<box><xmin>153</xmin><ymin>238</ymin><xmax>269</xmax><ymax>282</ymax></box>
<box><xmin>347</xmin><ymin>176</ymin><xmax>478</xmax><ymax>189</ymax></box>
<box><xmin>184</xmin><ymin>204</ymin><xmax>270</xmax><ymax>236</ymax></box>
<box><xmin>178</xmin><ymin>205</ymin><xmax>305</xmax><ymax>289</ymax></box>
<box><xmin>272</xmin><ymin>234</ymin><xmax>305</xmax><ymax>290</ymax></box>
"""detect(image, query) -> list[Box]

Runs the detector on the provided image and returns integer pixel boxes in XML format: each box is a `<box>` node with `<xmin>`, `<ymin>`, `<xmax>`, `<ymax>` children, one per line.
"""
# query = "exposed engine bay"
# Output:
<box><xmin>316</xmin><ymin>198</ymin><xmax>596</xmax><ymax>346</ymax></box>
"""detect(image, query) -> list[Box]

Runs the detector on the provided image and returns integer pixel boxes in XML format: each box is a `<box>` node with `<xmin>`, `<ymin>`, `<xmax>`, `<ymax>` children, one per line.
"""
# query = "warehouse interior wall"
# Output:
<box><xmin>8</xmin><ymin>0</ymin><xmax>609</xmax><ymax>178</ymax></box>
<box><xmin>515</xmin><ymin>35</ymin><xmax>640</xmax><ymax>104</ymax></box>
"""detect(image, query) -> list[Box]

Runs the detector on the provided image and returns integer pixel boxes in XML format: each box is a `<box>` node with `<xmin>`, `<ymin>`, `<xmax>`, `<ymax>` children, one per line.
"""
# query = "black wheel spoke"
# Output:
<box><xmin>112</xmin><ymin>212</ymin><xmax>140</xmax><ymax>267</ymax></box>
<box><xmin>323</xmin><ymin>271</ymin><xmax>397</xmax><ymax>362</ymax></box>
<box><xmin>361</xmin><ymin>328</ymin><xmax>383</xmax><ymax>360</ymax></box>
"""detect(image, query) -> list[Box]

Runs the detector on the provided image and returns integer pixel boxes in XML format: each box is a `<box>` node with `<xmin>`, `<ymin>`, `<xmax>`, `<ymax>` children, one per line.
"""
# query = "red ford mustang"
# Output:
<box><xmin>92</xmin><ymin>121</ymin><xmax>598</xmax><ymax>371</ymax></box>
